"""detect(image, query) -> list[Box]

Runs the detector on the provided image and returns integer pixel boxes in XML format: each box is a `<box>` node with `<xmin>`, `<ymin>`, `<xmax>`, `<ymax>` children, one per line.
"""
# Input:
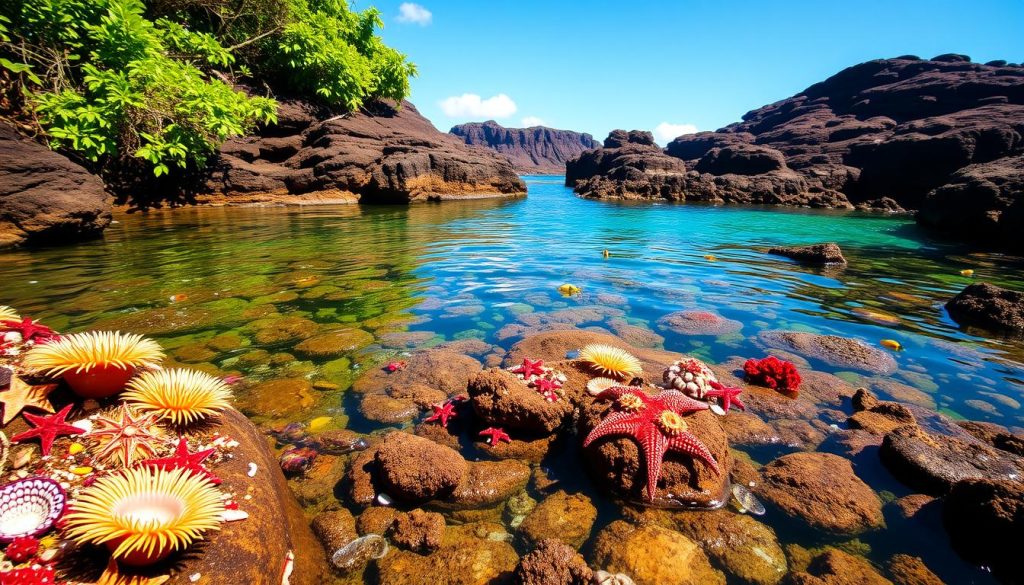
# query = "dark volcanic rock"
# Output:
<box><xmin>450</xmin><ymin>120</ymin><xmax>598</xmax><ymax>174</ymax></box>
<box><xmin>945</xmin><ymin>282</ymin><xmax>1024</xmax><ymax>334</ymax></box>
<box><xmin>566</xmin><ymin>56</ymin><xmax>1024</xmax><ymax>249</ymax></box>
<box><xmin>767</xmin><ymin>242</ymin><xmax>847</xmax><ymax>264</ymax></box>
<box><xmin>208</xmin><ymin>100</ymin><xmax>525</xmax><ymax>203</ymax></box>
<box><xmin>0</xmin><ymin>123</ymin><xmax>112</xmax><ymax>247</ymax></box>
<box><xmin>943</xmin><ymin>478</ymin><xmax>1024</xmax><ymax>583</ymax></box>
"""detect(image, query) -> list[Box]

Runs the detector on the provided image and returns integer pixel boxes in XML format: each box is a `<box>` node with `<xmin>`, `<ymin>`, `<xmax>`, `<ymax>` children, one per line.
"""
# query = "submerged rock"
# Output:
<box><xmin>390</xmin><ymin>509</ymin><xmax>445</xmax><ymax>553</ymax></box>
<box><xmin>887</xmin><ymin>554</ymin><xmax>944</xmax><ymax>585</ymax></box>
<box><xmin>512</xmin><ymin>538</ymin><xmax>592</xmax><ymax>585</ymax></box>
<box><xmin>945</xmin><ymin>282</ymin><xmax>1024</xmax><ymax>334</ymax></box>
<box><xmin>759</xmin><ymin>452</ymin><xmax>884</xmax><ymax>535</ymax></box>
<box><xmin>375</xmin><ymin>432</ymin><xmax>468</xmax><ymax>503</ymax></box>
<box><xmin>591</xmin><ymin>521</ymin><xmax>726</xmax><ymax>585</ymax></box>
<box><xmin>515</xmin><ymin>491</ymin><xmax>597</xmax><ymax>550</ymax></box>
<box><xmin>768</xmin><ymin>243</ymin><xmax>847</xmax><ymax>265</ymax></box>
<box><xmin>377</xmin><ymin>527</ymin><xmax>519</xmax><ymax>585</ymax></box>
<box><xmin>352</xmin><ymin>349</ymin><xmax>482</xmax><ymax>395</ymax></box>
<box><xmin>758</xmin><ymin>331</ymin><xmax>897</xmax><ymax>374</ymax></box>
<box><xmin>943</xmin><ymin>478</ymin><xmax>1024</xmax><ymax>583</ymax></box>
<box><xmin>788</xmin><ymin>548</ymin><xmax>892</xmax><ymax>585</ymax></box>
<box><xmin>657</xmin><ymin>310</ymin><xmax>743</xmax><ymax>336</ymax></box>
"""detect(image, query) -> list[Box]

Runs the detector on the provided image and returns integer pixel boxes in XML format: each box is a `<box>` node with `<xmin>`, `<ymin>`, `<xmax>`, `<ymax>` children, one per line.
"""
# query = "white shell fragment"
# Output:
<box><xmin>586</xmin><ymin>377</ymin><xmax>618</xmax><ymax>396</ymax></box>
<box><xmin>330</xmin><ymin>534</ymin><xmax>389</xmax><ymax>573</ymax></box>
<box><xmin>221</xmin><ymin>509</ymin><xmax>249</xmax><ymax>522</ymax></box>
<box><xmin>732</xmin><ymin>483</ymin><xmax>766</xmax><ymax>516</ymax></box>
<box><xmin>247</xmin><ymin>462</ymin><xmax>258</xmax><ymax>477</ymax></box>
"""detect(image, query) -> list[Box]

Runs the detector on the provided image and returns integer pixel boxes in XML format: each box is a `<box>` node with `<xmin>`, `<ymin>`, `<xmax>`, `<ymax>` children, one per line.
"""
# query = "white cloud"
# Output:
<box><xmin>396</xmin><ymin>3</ymin><xmax>432</xmax><ymax>25</ymax></box>
<box><xmin>520</xmin><ymin>116</ymin><xmax>545</xmax><ymax>127</ymax></box>
<box><xmin>439</xmin><ymin>93</ymin><xmax>517</xmax><ymax>119</ymax></box>
<box><xmin>653</xmin><ymin>122</ymin><xmax>699</xmax><ymax>144</ymax></box>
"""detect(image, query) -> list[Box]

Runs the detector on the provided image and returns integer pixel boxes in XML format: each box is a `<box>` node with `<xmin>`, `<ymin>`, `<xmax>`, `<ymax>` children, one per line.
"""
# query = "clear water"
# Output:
<box><xmin>2</xmin><ymin>175</ymin><xmax>1022</xmax><ymax>583</ymax></box>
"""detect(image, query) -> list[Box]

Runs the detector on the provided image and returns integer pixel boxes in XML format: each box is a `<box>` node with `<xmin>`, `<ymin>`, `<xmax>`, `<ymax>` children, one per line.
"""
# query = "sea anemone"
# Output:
<box><xmin>0</xmin><ymin>307</ymin><xmax>19</xmax><ymax>322</ymax></box>
<box><xmin>88</xmin><ymin>404</ymin><xmax>166</xmax><ymax>467</ymax></box>
<box><xmin>24</xmin><ymin>331</ymin><xmax>164</xmax><ymax>398</ymax></box>
<box><xmin>578</xmin><ymin>344</ymin><xmax>642</xmax><ymax>380</ymax></box>
<box><xmin>63</xmin><ymin>467</ymin><xmax>223</xmax><ymax>566</ymax></box>
<box><xmin>0</xmin><ymin>478</ymin><xmax>66</xmax><ymax>542</ymax></box>
<box><xmin>743</xmin><ymin>356</ymin><xmax>802</xmax><ymax>393</ymax></box>
<box><xmin>123</xmin><ymin>369</ymin><xmax>232</xmax><ymax>427</ymax></box>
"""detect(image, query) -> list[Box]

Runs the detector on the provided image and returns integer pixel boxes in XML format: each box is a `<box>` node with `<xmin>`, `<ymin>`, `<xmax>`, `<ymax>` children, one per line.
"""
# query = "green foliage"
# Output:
<box><xmin>0</xmin><ymin>0</ymin><xmax>414</xmax><ymax>176</ymax></box>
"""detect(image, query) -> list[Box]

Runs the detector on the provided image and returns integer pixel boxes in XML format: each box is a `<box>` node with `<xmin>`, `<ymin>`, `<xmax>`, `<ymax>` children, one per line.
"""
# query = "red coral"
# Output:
<box><xmin>743</xmin><ymin>356</ymin><xmax>802</xmax><ymax>393</ymax></box>
<box><xmin>0</xmin><ymin>565</ymin><xmax>56</xmax><ymax>585</ymax></box>
<box><xmin>4</xmin><ymin>536</ymin><xmax>39</xmax><ymax>563</ymax></box>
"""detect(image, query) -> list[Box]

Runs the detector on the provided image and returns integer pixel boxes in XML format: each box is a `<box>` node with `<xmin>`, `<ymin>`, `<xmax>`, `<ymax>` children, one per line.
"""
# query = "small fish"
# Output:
<box><xmin>732</xmin><ymin>484</ymin><xmax>766</xmax><ymax>515</ymax></box>
<box><xmin>960</xmin><ymin>269</ymin><xmax>975</xmax><ymax>277</ymax></box>
<box><xmin>557</xmin><ymin>284</ymin><xmax>581</xmax><ymax>296</ymax></box>
<box><xmin>880</xmin><ymin>339</ymin><xmax>903</xmax><ymax>351</ymax></box>
<box><xmin>704</xmin><ymin>255</ymin><xmax>717</xmax><ymax>262</ymax></box>
<box><xmin>168</xmin><ymin>294</ymin><xmax>188</xmax><ymax>303</ymax></box>
<box><xmin>709</xmin><ymin>403</ymin><xmax>727</xmax><ymax>416</ymax></box>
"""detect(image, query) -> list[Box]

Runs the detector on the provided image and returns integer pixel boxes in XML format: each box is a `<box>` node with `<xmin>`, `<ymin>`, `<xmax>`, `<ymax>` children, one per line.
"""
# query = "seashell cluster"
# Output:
<box><xmin>663</xmin><ymin>358</ymin><xmax>718</xmax><ymax>399</ymax></box>
<box><xmin>0</xmin><ymin>478</ymin><xmax>67</xmax><ymax>542</ymax></box>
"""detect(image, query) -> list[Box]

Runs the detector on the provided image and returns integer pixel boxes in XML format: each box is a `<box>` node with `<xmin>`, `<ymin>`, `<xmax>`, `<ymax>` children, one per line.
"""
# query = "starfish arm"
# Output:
<box><xmin>657</xmin><ymin>390</ymin><xmax>710</xmax><ymax>413</ymax></box>
<box><xmin>667</xmin><ymin>432</ymin><xmax>720</xmax><ymax>475</ymax></box>
<box><xmin>638</xmin><ymin>425</ymin><xmax>669</xmax><ymax>501</ymax></box>
<box><xmin>592</xmin><ymin>386</ymin><xmax>647</xmax><ymax>403</ymax></box>
<box><xmin>581</xmin><ymin>411</ymin><xmax>643</xmax><ymax>447</ymax></box>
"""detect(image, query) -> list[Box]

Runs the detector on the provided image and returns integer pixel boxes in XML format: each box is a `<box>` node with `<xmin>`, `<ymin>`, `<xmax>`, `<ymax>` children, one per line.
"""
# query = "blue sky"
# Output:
<box><xmin>364</xmin><ymin>0</ymin><xmax>1024</xmax><ymax>143</ymax></box>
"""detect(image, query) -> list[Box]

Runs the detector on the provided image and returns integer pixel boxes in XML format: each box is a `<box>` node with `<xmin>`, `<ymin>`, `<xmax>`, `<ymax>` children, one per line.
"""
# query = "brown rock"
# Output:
<box><xmin>356</xmin><ymin>506</ymin><xmax>399</xmax><ymax>536</ymax></box>
<box><xmin>352</xmin><ymin>349</ymin><xmax>482</xmax><ymax>395</ymax></box>
<box><xmin>450</xmin><ymin>121</ymin><xmax>598</xmax><ymax>174</ymax></box>
<box><xmin>468</xmin><ymin>368</ymin><xmax>574</xmax><ymax>435</ymax></box>
<box><xmin>375</xmin><ymin>432</ymin><xmax>468</xmax><ymax>503</ymax></box>
<box><xmin>294</xmin><ymin>327</ymin><xmax>374</xmax><ymax>356</ymax></box>
<box><xmin>957</xmin><ymin>420</ymin><xmax>1024</xmax><ymax>456</ymax></box>
<box><xmin>236</xmin><ymin>377</ymin><xmax>317</xmax><ymax>420</ymax></box>
<box><xmin>891</xmin><ymin>494</ymin><xmax>936</xmax><ymax>520</ymax></box>
<box><xmin>252</xmin><ymin>315</ymin><xmax>319</xmax><ymax>344</ymax></box>
<box><xmin>512</xmin><ymin>538</ymin><xmax>593</xmax><ymax>585</ymax></box>
<box><xmin>887</xmin><ymin>554</ymin><xmax>944</xmax><ymax>585</ymax></box>
<box><xmin>759</xmin><ymin>331</ymin><xmax>897</xmax><ymax>375</ymax></box>
<box><xmin>310</xmin><ymin>508</ymin><xmax>357</xmax><ymax>553</ymax></box>
<box><xmin>390</xmin><ymin>509</ymin><xmax>445</xmax><ymax>553</ymax></box>
<box><xmin>789</xmin><ymin>548</ymin><xmax>892</xmax><ymax>585</ymax></box>
<box><xmin>768</xmin><ymin>242</ymin><xmax>847</xmax><ymax>264</ymax></box>
<box><xmin>591</xmin><ymin>521</ymin><xmax>726</xmax><ymax>585</ymax></box>
<box><xmin>450</xmin><ymin>460</ymin><xmax>531</xmax><ymax>509</ymax></box>
<box><xmin>516</xmin><ymin>491</ymin><xmax>596</xmax><ymax>550</ymax></box>
<box><xmin>377</xmin><ymin>537</ymin><xmax>519</xmax><ymax>585</ymax></box>
<box><xmin>945</xmin><ymin>282</ymin><xmax>1024</xmax><ymax>334</ymax></box>
<box><xmin>760</xmin><ymin>452</ymin><xmax>884</xmax><ymax>534</ymax></box>
<box><xmin>657</xmin><ymin>310</ymin><xmax>743</xmax><ymax>336</ymax></box>
<box><xmin>359</xmin><ymin>393</ymin><xmax>418</xmax><ymax>424</ymax></box>
<box><xmin>0</xmin><ymin>123</ymin><xmax>111</xmax><ymax>248</ymax></box>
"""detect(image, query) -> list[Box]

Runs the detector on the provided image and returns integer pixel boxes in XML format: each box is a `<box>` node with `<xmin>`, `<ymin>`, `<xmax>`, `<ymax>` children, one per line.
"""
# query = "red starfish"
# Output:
<box><xmin>531</xmin><ymin>377</ymin><xmax>562</xmax><ymax>402</ymax></box>
<box><xmin>0</xmin><ymin>318</ymin><xmax>58</xmax><ymax>343</ymax></box>
<box><xmin>707</xmin><ymin>381</ymin><xmax>745</xmax><ymax>412</ymax></box>
<box><xmin>424</xmin><ymin>401</ymin><xmax>457</xmax><ymax>427</ymax></box>
<box><xmin>479</xmin><ymin>427</ymin><xmax>511</xmax><ymax>446</ymax></box>
<box><xmin>584</xmin><ymin>386</ymin><xmax>718</xmax><ymax>501</ymax></box>
<box><xmin>511</xmin><ymin>358</ymin><xmax>545</xmax><ymax>378</ymax></box>
<box><xmin>141</xmin><ymin>437</ymin><xmax>221</xmax><ymax>485</ymax></box>
<box><xmin>11</xmin><ymin>404</ymin><xmax>83</xmax><ymax>456</ymax></box>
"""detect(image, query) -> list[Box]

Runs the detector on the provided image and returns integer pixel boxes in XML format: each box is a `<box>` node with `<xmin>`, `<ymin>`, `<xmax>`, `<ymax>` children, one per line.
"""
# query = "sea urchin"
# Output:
<box><xmin>578</xmin><ymin>344</ymin><xmax>642</xmax><ymax>380</ymax></box>
<box><xmin>24</xmin><ymin>331</ymin><xmax>164</xmax><ymax>398</ymax></box>
<box><xmin>63</xmin><ymin>467</ymin><xmax>223</xmax><ymax>566</ymax></box>
<box><xmin>123</xmin><ymin>369</ymin><xmax>232</xmax><ymax>427</ymax></box>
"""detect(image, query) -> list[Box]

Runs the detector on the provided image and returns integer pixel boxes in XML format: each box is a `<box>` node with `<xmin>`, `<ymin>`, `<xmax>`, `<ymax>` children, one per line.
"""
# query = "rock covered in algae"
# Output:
<box><xmin>767</xmin><ymin>242</ymin><xmax>847</xmax><ymax>265</ymax></box>
<box><xmin>513</xmin><ymin>538</ymin><xmax>593</xmax><ymax>585</ymax></box>
<box><xmin>294</xmin><ymin>327</ymin><xmax>374</xmax><ymax>357</ymax></box>
<box><xmin>787</xmin><ymin>548</ymin><xmax>892</xmax><ymax>585</ymax></box>
<box><xmin>578</xmin><ymin>399</ymin><xmax>732</xmax><ymax>508</ymax></box>
<box><xmin>376</xmin><ymin>523</ymin><xmax>519</xmax><ymax>585</ymax></box>
<box><xmin>375</xmin><ymin>432</ymin><xmax>469</xmax><ymax>503</ymax></box>
<box><xmin>591</xmin><ymin>521</ymin><xmax>726</xmax><ymax>585</ymax></box>
<box><xmin>887</xmin><ymin>554</ymin><xmax>944</xmax><ymax>585</ymax></box>
<box><xmin>656</xmin><ymin>310</ymin><xmax>743</xmax><ymax>336</ymax></box>
<box><xmin>759</xmin><ymin>452</ymin><xmax>884</xmax><ymax>535</ymax></box>
<box><xmin>310</xmin><ymin>508</ymin><xmax>358</xmax><ymax>553</ymax></box>
<box><xmin>449</xmin><ymin>460</ymin><xmax>531</xmax><ymax>508</ymax></box>
<box><xmin>468</xmin><ymin>367</ymin><xmax>574</xmax><ymax>434</ymax></box>
<box><xmin>352</xmin><ymin>348</ymin><xmax>483</xmax><ymax>395</ymax></box>
<box><xmin>390</xmin><ymin>509</ymin><xmax>445</xmax><ymax>553</ymax></box>
<box><xmin>236</xmin><ymin>377</ymin><xmax>318</xmax><ymax>420</ymax></box>
<box><xmin>515</xmin><ymin>490</ymin><xmax>597</xmax><ymax>549</ymax></box>
<box><xmin>359</xmin><ymin>392</ymin><xmax>419</xmax><ymax>424</ymax></box>
<box><xmin>356</xmin><ymin>506</ymin><xmax>400</xmax><ymax>536</ymax></box>
<box><xmin>758</xmin><ymin>331</ymin><xmax>897</xmax><ymax>375</ymax></box>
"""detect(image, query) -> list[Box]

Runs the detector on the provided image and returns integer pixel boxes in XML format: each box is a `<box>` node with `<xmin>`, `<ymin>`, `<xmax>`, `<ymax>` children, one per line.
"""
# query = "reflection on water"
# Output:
<box><xmin>2</xmin><ymin>175</ymin><xmax>1023</xmax><ymax>583</ymax></box>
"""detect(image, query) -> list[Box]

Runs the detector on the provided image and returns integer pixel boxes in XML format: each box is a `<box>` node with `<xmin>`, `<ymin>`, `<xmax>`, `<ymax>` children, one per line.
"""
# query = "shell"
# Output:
<box><xmin>330</xmin><ymin>534</ymin><xmax>389</xmax><ymax>573</ymax></box>
<box><xmin>586</xmin><ymin>377</ymin><xmax>619</xmax><ymax>396</ymax></box>
<box><xmin>663</xmin><ymin>359</ymin><xmax>717</xmax><ymax>399</ymax></box>
<box><xmin>594</xmin><ymin>571</ymin><xmax>636</xmax><ymax>585</ymax></box>
<box><xmin>0</xmin><ymin>477</ymin><xmax>67</xmax><ymax>542</ymax></box>
<box><xmin>731</xmin><ymin>483</ymin><xmax>766</xmax><ymax>516</ymax></box>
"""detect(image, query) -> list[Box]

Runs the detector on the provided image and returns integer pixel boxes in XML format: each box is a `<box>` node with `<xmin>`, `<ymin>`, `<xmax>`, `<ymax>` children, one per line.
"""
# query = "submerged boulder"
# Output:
<box><xmin>767</xmin><ymin>242</ymin><xmax>847</xmax><ymax>264</ymax></box>
<box><xmin>945</xmin><ymin>282</ymin><xmax>1024</xmax><ymax>334</ymax></box>
<box><xmin>759</xmin><ymin>452</ymin><xmax>884</xmax><ymax>535</ymax></box>
<box><xmin>375</xmin><ymin>432</ymin><xmax>468</xmax><ymax>503</ymax></box>
<box><xmin>591</xmin><ymin>521</ymin><xmax>726</xmax><ymax>585</ymax></box>
<box><xmin>758</xmin><ymin>331</ymin><xmax>897</xmax><ymax>374</ymax></box>
<box><xmin>0</xmin><ymin>123</ymin><xmax>112</xmax><ymax>247</ymax></box>
<box><xmin>512</xmin><ymin>539</ymin><xmax>592</xmax><ymax>585</ymax></box>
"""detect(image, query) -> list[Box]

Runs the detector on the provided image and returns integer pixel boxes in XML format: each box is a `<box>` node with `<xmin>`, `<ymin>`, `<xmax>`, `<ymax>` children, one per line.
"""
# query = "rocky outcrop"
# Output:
<box><xmin>0</xmin><ymin>123</ymin><xmax>112</xmax><ymax>248</ymax></box>
<box><xmin>206</xmin><ymin>100</ymin><xmax>525</xmax><ymax>203</ymax></box>
<box><xmin>566</xmin><ymin>56</ymin><xmax>1024</xmax><ymax>250</ymax></box>
<box><xmin>768</xmin><ymin>243</ymin><xmax>847</xmax><ymax>264</ymax></box>
<box><xmin>945</xmin><ymin>282</ymin><xmax>1024</xmax><ymax>335</ymax></box>
<box><xmin>450</xmin><ymin>120</ymin><xmax>598</xmax><ymax>173</ymax></box>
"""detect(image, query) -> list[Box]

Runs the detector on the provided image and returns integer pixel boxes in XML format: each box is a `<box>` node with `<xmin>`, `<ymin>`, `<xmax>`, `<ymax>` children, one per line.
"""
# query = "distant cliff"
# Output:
<box><xmin>450</xmin><ymin>120</ymin><xmax>598</xmax><ymax>174</ymax></box>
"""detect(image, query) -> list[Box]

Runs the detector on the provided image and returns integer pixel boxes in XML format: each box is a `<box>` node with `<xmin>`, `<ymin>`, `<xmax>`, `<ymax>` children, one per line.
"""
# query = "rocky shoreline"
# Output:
<box><xmin>450</xmin><ymin>120</ymin><xmax>599</xmax><ymax>174</ymax></box>
<box><xmin>566</xmin><ymin>55</ymin><xmax>1024</xmax><ymax>251</ymax></box>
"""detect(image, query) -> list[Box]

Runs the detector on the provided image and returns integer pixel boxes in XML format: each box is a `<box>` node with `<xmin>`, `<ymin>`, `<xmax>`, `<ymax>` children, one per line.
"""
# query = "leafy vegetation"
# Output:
<box><xmin>0</xmin><ymin>0</ymin><xmax>416</xmax><ymax>175</ymax></box>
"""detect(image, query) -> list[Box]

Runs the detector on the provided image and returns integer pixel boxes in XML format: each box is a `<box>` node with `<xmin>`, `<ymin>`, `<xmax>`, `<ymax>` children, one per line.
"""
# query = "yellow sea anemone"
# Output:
<box><xmin>0</xmin><ymin>306</ymin><xmax>19</xmax><ymax>321</ymax></box>
<box><xmin>578</xmin><ymin>344</ymin><xmax>642</xmax><ymax>380</ymax></box>
<box><xmin>24</xmin><ymin>331</ymin><xmax>164</xmax><ymax>398</ymax></box>
<box><xmin>123</xmin><ymin>368</ymin><xmax>232</xmax><ymax>426</ymax></box>
<box><xmin>63</xmin><ymin>466</ymin><xmax>223</xmax><ymax>566</ymax></box>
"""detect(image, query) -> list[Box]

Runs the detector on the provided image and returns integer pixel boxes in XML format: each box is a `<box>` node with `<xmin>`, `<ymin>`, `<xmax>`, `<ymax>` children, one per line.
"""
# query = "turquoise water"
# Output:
<box><xmin>1</xmin><ymin>175</ymin><xmax>1023</xmax><ymax>583</ymax></box>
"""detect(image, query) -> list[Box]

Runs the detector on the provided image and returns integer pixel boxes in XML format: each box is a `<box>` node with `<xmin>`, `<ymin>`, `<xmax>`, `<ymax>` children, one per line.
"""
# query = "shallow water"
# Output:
<box><xmin>2</xmin><ymin>175</ymin><xmax>1022</xmax><ymax>583</ymax></box>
